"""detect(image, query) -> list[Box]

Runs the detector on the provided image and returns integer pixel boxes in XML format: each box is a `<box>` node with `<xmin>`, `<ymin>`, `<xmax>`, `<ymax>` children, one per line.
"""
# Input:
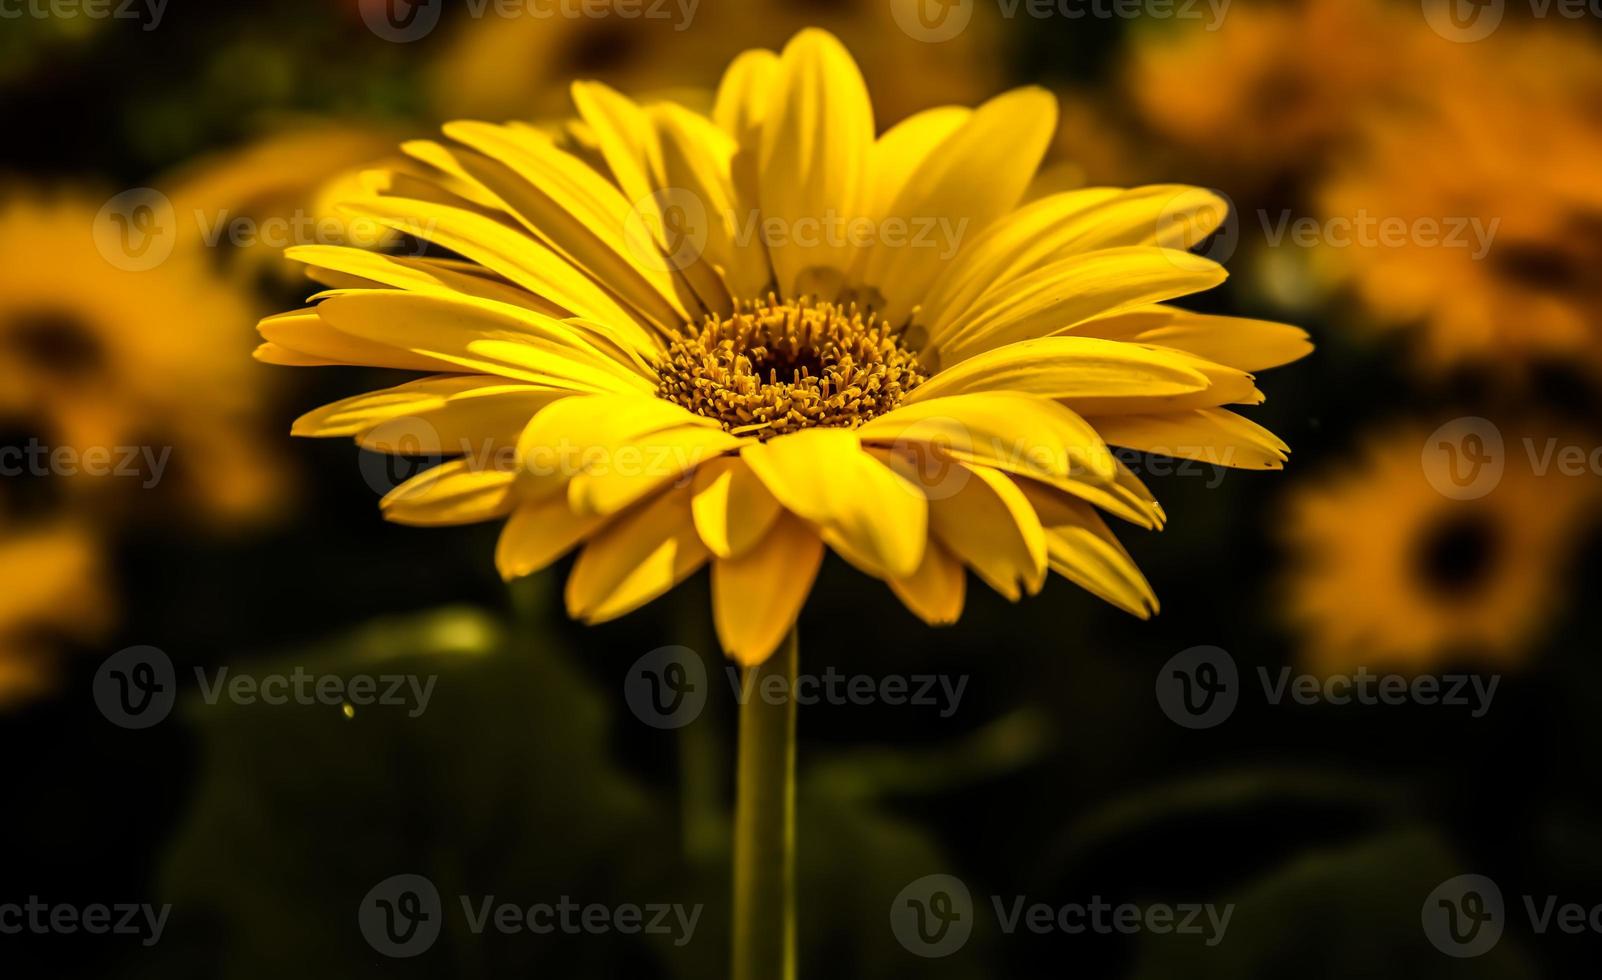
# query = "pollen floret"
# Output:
<box><xmin>656</xmin><ymin>295</ymin><xmax>927</xmax><ymax>439</ymax></box>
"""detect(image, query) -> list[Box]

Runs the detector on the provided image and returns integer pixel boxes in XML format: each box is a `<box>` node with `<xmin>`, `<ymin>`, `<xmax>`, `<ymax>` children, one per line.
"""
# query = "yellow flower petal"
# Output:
<box><xmin>496</xmin><ymin>495</ymin><xmax>607</xmax><ymax>581</ymax></box>
<box><xmin>1086</xmin><ymin>408</ymin><xmax>1291</xmax><ymax>470</ymax></box>
<box><xmin>342</xmin><ymin>194</ymin><xmax>651</xmax><ymax>338</ymax></box>
<box><xmin>1061</xmin><ymin>354</ymin><xmax>1262</xmax><ymax>416</ymax></box>
<box><xmin>887</xmin><ymin>540</ymin><xmax>966</xmax><ymax>626</ymax></box>
<box><xmin>1014</xmin><ymin>478</ymin><xmax>1158</xmax><ymax>617</ymax></box>
<box><xmin>740</xmin><ymin>428</ymin><xmax>926</xmax><ymax>579</ymax></box>
<box><xmin>1075</xmin><ymin>304</ymin><xmax>1314</xmax><ymax>373</ymax></box>
<box><xmin>712</xmin><ymin>513</ymin><xmax>823</xmax><ymax>666</ymax></box>
<box><xmin>560</xmin><ymin>89</ymin><xmax>736</xmax><ymax>316</ymax></box>
<box><xmin>691</xmin><ymin>456</ymin><xmax>783</xmax><ymax>559</ymax></box>
<box><xmin>933</xmin><ymin>247</ymin><xmax>1228</xmax><ymax>366</ymax></box>
<box><xmin>713</xmin><ymin>48</ymin><xmax>780</xmax><ymax>141</ymax></box>
<box><xmin>863</xmin><ymin>87</ymin><xmax>1058</xmax><ymax>323</ymax></box>
<box><xmin>513</xmin><ymin>393</ymin><xmax>723</xmax><ymax>503</ymax></box>
<box><xmin>567</xmin><ymin>426</ymin><xmax>742</xmax><ymax>517</ymax></box>
<box><xmin>759</xmin><ymin>29</ymin><xmax>873</xmax><ymax>297</ymax></box>
<box><xmin>381</xmin><ymin>459</ymin><xmax>516</xmax><ymax>527</ymax></box>
<box><xmin>876</xmin><ymin>453</ymin><xmax>1045</xmax><ymax>601</ymax></box>
<box><xmin>440</xmin><ymin>119</ymin><xmax>699</xmax><ymax>331</ymax></box>
<box><xmin>564</xmin><ymin>483</ymin><xmax>709</xmax><ymax>623</ymax></box>
<box><xmin>905</xmin><ymin>336</ymin><xmax>1211</xmax><ymax>404</ymax></box>
<box><xmin>289</xmin><ymin>244</ymin><xmax>566</xmax><ymax>318</ymax></box>
<box><xmin>858</xmin><ymin>392</ymin><xmax>1118</xmax><ymax>490</ymax></box>
<box><xmin>923</xmin><ymin>186</ymin><xmax>1227</xmax><ymax>336</ymax></box>
<box><xmin>861</xmin><ymin>106</ymin><xmax>971</xmax><ymax>228</ymax></box>
<box><xmin>314</xmin><ymin>291</ymin><xmax>654</xmax><ymax>393</ymax></box>
<box><xmin>919</xmin><ymin>187</ymin><xmax>1125</xmax><ymax>334</ymax></box>
<box><xmin>292</xmin><ymin>375</ymin><xmax>562</xmax><ymax>452</ymax></box>
<box><xmin>256</xmin><ymin>309</ymin><xmax>453</xmax><ymax>372</ymax></box>
<box><xmin>650</xmin><ymin>102</ymin><xmax>766</xmax><ymax>303</ymax></box>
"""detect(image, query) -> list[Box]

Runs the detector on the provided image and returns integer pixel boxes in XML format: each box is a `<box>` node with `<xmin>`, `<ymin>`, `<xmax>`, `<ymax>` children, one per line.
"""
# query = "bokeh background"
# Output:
<box><xmin>5</xmin><ymin>0</ymin><xmax>1602</xmax><ymax>976</ymax></box>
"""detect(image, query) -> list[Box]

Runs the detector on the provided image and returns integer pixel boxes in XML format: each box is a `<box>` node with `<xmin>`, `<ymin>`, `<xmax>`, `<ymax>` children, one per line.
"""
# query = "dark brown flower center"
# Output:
<box><xmin>655</xmin><ymin>296</ymin><xmax>927</xmax><ymax>440</ymax></box>
<box><xmin>1412</xmin><ymin>510</ymin><xmax>1502</xmax><ymax>599</ymax></box>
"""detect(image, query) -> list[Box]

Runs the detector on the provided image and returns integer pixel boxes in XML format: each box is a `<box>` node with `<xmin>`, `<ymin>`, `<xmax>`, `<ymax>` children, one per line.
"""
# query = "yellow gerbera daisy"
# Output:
<box><xmin>1282</xmin><ymin>422</ymin><xmax>1599</xmax><ymax>675</ymax></box>
<box><xmin>262</xmin><ymin>29</ymin><xmax>1309</xmax><ymax>666</ymax></box>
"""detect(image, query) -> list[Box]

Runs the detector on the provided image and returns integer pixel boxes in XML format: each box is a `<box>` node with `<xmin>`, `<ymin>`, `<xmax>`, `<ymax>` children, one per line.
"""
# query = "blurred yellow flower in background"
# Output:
<box><xmin>1126</xmin><ymin>0</ymin><xmax>1415</xmax><ymax>185</ymax></box>
<box><xmin>163</xmin><ymin>122</ymin><xmax>408</xmax><ymax>282</ymax></box>
<box><xmin>426</xmin><ymin>0</ymin><xmax>1005</xmax><ymax>128</ymax></box>
<box><xmin>0</xmin><ymin>520</ymin><xmax>112</xmax><ymax>708</ymax></box>
<box><xmin>262</xmin><ymin>29</ymin><xmax>1309</xmax><ymax>665</ymax></box>
<box><xmin>1315</xmin><ymin>29</ymin><xmax>1602</xmax><ymax>375</ymax></box>
<box><xmin>1282</xmin><ymin>422</ymin><xmax>1599</xmax><ymax>676</ymax></box>
<box><xmin>0</xmin><ymin>192</ymin><xmax>287</xmax><ymax>523</ymax></box>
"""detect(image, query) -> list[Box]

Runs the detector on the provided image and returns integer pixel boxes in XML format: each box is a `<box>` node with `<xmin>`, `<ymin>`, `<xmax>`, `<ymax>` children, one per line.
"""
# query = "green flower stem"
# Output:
<box><xmin>731</xmin><ymin>625</ymin><xmax>798</xmax><ymax>980</ymax></box>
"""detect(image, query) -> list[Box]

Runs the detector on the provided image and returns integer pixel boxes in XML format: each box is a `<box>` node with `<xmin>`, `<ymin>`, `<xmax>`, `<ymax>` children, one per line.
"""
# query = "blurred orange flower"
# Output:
<box><xmin>1125</xmin><ymin>0</ymin><xmax>1414</xmax><ymax>185</ymax></box>
<box><xmin>0</xmin><ymin>520</ymin><xmax>112</xmax><ymax>709</ymax></box>
<box><xmin>1282</xmin><ymin>421</ymin><xmax>1600</xmax><ymax>675</ymax></box>
<box><xmin>0</xmin><ymin>192</ymin><xmax>287</xmax><ymax>524</ymax></box>
<box><xmin>1314</xmin><ymin>29</ymin><xmax>1602</xmax><ymax>375</ymax></box>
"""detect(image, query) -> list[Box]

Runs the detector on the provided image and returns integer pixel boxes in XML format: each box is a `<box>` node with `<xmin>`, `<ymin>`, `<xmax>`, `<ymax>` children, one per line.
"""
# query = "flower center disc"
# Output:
<box><xmin>656</xmin><ymin>296</ymin><xmax>927</xmax><ymax>440</ymax></box>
